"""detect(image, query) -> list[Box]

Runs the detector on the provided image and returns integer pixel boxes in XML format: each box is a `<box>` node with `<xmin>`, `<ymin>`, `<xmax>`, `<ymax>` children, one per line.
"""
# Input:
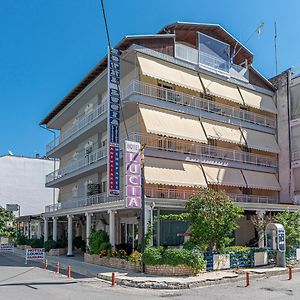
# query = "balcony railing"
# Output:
<box><xmin>145</xmin><ymin>187</ymin><xmax>277</xmax><ymax>204</ymax></box>
<box><xmin>45</xmin><ymin>192</ymin><xmax>121</xmax><ymax>213</ymax></box>
<box><xmin>123</xmin><ymin>80</ymin><xmax>276</xmax><ymax>128</ymax></box>
<box><xmin>46</xmin><ymin>101</ymin><xmax>107</xmax><ymax>153</ymax></box>
<box><xmin>292</xmin><ymin>150</ymin><xmax>300</xmax><ymax>161</ymax></box>
<box><xmin>128</xmin><ymin>132</ymin><xmax>278</xmax><ymax>168</ymax></box>
<box><xmin>46</xmin><ymin>147</ymin><xmax>106</xmax><ymax>184</ymax></box>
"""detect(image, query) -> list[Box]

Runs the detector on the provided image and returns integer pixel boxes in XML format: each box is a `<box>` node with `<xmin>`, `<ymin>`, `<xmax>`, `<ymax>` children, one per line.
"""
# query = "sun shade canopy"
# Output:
<box><xmin>242</xmin><ymin>170</ymin><xmax>280</xmax><ymax>191</ymax></box>
<box><xmin>139</xmin><ymin>105</ymin><xmax>208</xmax><ymax>143</ymax></box>
<box><xmin>239</xmin><ymin>87</ymin><xmax>277</xmax><ymax>114</ymax></box>
<box><xmin>201</xmin><ymin>119</ymin><xmax>245</xmax><ymax>145</ymax></box>
<box><xmin>144</xmin><ymin>157</ymin><xmax>207</xmax><ymax>187</ymax></box>
<box><xmin>200</xmin><ymin>73</ymin><xmax>244</xmax><ymax>105</ymax></box>
<box><xmin>137</xmin><ymin>54</ymin><xmax>204</xmax><ymax>92</ymax></box>
<box><xmin>202</xmin><ymin>165</ymin><xmax>246</xmax><ymax>187</ymax></box>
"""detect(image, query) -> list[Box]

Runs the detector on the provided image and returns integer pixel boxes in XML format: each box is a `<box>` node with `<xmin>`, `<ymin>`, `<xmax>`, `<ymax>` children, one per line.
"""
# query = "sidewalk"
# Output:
<box><xmin>12</xmin><ymin>248</ymin><xmax>300</xmax><ymax>289</ymax></box>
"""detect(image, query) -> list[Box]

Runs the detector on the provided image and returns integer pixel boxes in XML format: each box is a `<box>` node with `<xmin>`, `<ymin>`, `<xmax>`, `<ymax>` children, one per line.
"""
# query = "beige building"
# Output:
<box><xmin>40</xmin><ymin>22</ymin><xmax>299</xmax><ymax>254</ymax></box>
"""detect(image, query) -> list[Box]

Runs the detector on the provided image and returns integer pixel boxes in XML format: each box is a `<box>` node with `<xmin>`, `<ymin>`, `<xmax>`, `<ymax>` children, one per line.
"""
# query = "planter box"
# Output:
<box><xmin>47</xmin><ymin>248</ymin><xmax>67</xmax><ymax>256</ymax></box>
<box><xmin>17</xmin><ymin>245</ymin><xmax>25</xmax><ymax>250</ymax></box>
<box><xmin>254</xmin><ymin>251</ymin><xmax>268</xmax><ymax>266</ymax></box>
<box><xmin>213</xmin><ymin>254</ymin><xmax>230</xmax><ymax>270</ymax></box>
<box><xmin>24</xmin><ymin>245</ymin><xmax>32</xmax><ymax>250</ymax></box>
<box><xmin>84</xmin><ymin>253</ymin><xmax>141</xmax><ymax>273</ymax></box>
<box><xmin>145</xmin><ymin>264</ymin><xmax>194</xmax><ymax>276</ymax></box>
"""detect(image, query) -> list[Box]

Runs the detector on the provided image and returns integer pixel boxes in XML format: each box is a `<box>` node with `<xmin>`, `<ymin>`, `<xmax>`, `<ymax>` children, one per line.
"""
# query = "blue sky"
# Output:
<box><xmin>0</xmin><ymin>0</ymin><xmax>299</xmax><ymax>156</ymax></box>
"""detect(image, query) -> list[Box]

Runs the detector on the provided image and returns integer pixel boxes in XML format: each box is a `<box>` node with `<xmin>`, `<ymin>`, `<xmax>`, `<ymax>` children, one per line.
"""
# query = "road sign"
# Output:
<box><xmin>25</xmin><ymin>248</ymin><xmax>45</xmax><ymax>264</ymax></box>
<box><xmin>0</xmin><ymin>243</ymin><xmax>14</xmax><ymax>252</ymax></box>
<box><xmin>6</xmin><ymin>204</ymin><xmax>19</xmax><ymax>212</ymax></box>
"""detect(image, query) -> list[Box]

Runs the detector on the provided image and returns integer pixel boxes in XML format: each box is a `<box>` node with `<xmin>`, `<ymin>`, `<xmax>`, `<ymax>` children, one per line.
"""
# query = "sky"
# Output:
<box><xmin>0</xmin><ymin>0</ymin><xmax>299</xmax><ymax>157</ymax></box>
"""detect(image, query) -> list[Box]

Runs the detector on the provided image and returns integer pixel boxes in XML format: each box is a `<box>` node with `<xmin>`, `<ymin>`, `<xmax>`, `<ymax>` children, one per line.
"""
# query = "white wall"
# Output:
<box><xmin>0</xmin><ymin>155</ymin><xmax>58</xmax><ymax>216</ymax></box>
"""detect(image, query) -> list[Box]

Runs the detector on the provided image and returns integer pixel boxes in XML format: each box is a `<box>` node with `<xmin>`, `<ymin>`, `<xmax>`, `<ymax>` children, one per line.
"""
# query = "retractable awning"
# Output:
<box><xmin>139</xmin><ymin>105</ymin><xmax>208</xmax><ymax>143</ymax></box>
<box><xmin>239</xmin><ymin>87</ymin><xmax>277</xmax><ymax>114</ymax></box>
<box><xmin>242</xmin><ymin>170</ymin><xmax>281</xmax><ymax>191</ymax></box>
<box><xmin>137</xmin><ymin>54</ymin><xmax>203</xmax><ymax>92</ymax></box>
<box><xmin>201</xmin><ymin>119</ymin><xmax>245</xmax><ymax>145</ymax></box>
<box><xmin>199</xmin><ymin>73</ymin><xmax>244</xmax><ymax>105</ymax></box>
<box><xmin>202</xmin><ymin>165</ymin><xmax>246</xmax><ymax>187</ymax></box>
<box><xmin>144</xmin><ymin>157</ymin><xmax>207</xmax><ymax>187</ymax></box>
<box><xmin>241</xmin><ymin>128</ymin><xmax>280</xmax><ymax>153</ymax></box>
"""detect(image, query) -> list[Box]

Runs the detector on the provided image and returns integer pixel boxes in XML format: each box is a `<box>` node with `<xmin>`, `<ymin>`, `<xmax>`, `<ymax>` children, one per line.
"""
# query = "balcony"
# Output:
<box><xmin>46</xmin><ymin>101</ymin><xmax>107</xmax><ymax>155</ymax></box>
<box><xmin>129</xmin><ymin>133</ymin><xmax>278</xmax><ymax>168</ymax></box>
<box><xmin>45</xmin><ymin>192</ymin><xmax>121</xmax><ymax>213</ymax></box>
<box><xmin>123</xmin><ymin>80</ymin><xmax>276</xmax><ymax>129</ymax></box>
<box><xmin>145</xmin><ymin>187</ymin><xmax>277</xmax><ymax>204</ymax></box>
<box><xmin>46</xmin><ymin>147</ymin><xmax>106</xmax><ymax>186</ymax></box>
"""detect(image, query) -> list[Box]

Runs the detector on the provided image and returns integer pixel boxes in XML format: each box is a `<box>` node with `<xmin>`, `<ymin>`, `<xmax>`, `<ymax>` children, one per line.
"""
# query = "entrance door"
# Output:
<box><xmin>120</xmin><ymin>217</ymin><xmax>138</xmax><ymax>250</ymax></box>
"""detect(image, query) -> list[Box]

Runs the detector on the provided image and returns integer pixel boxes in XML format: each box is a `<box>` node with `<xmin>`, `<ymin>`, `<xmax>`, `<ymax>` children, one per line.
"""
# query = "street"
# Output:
<box><xmin>0</xmin><ymin>252</ymin><xmax>300</xmax><ymax>299</ymax></box>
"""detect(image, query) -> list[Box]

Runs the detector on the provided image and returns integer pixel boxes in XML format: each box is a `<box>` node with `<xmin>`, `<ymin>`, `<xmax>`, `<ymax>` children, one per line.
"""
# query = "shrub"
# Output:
<box><xmin>44</xmin><ymin>240</ymin><xmax>57</xmax><ymax>252</ymax></box>
<box><xmin>117</xmin><ymin>249</ymin><xmax>127</xmax><ymax>259</ymax></box>
<box><xmin>56</xmin><ymin>238</ymin><xmax>67</xmax><ymax>249</ymax></box>
<box><xmin>129</xmin><ymin>251</ymin><xmax>142</xmax><ymax>264</ymax></box>
<box><xmin>30</xmin><ymin>238</ymin><xmax>44</xmax><ymax>248</ymax></box>
<box><xmin>99</xmin><ymin>242</ymin><xmax>111</xmax><ymax>252</ymax></box>
<box><xmin>163</xmin><ymin>248</ymin><xmax>192</xmax><ymax>266</ymax></box>
<box><xmin>73</xmin><ymin>236</ymin><xmax>84</xmax><ymax>250</ymax></box>
<box><xmin>142</xmin><ymin>247</ymin><xmax>164</xmax><ymax>265</ymax></box>
<box><xmin>222</xmin><ymin>246</ymin><xmax>250</xmax><ymax>254</ymax></box>
<box><xmin>88</xmin><ymin>229</ymin><xmax>110</xmax><ymax>255</ymax></box>
<box><xmin>16</xmin><ymin>234</ymin><xmax>28</xmax><ymax>245</ymax></box>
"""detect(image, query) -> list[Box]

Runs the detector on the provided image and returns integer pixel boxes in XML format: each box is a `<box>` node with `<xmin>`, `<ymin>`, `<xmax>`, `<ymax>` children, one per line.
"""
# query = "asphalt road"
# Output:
<box><xmin>0</xmin><ymin>252</ymin><xmax>300</xmax><ymax>299</ymax></box>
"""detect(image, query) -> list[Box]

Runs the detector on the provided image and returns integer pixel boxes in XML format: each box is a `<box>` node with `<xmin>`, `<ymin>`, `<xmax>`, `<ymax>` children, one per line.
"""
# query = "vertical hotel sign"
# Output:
<box><xmin>107</xmin><ymin>48</ymin><xmax>121</xmax><ymax>196</ymax></box>
<box><xmin>124</xmin><ymin>141</ymin><xmax>142</xmax><ymax>208</ymax></box>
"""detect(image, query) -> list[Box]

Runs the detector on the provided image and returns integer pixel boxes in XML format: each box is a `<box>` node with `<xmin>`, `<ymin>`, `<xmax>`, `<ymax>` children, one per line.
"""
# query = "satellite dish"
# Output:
<box><xmin>8</xmin><ymin>150</ymin><xmax>14</xmax><ymax>156</ymax></box>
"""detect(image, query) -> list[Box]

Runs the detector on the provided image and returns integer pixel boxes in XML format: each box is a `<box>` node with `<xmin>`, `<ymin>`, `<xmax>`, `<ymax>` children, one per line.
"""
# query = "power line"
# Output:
<box><xmin>99</xmin><ymin>0</ymin><xmax>129</xmax><ymax>140</ymax></box>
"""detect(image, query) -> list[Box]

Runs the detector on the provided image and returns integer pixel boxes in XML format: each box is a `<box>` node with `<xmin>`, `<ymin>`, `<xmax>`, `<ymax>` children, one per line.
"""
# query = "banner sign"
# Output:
<box><xmin>107</xmin><ymin>47</ymin><xmax>121</xmax><ymax>197</ymax></box>
<box><xmin>25</xmin><ymin>248</ymin><xmax>45</xmax><ymax>264</ymax></box>
<box><xmin>0</xmin><ymin>243</ymin><xmax>14</xmax><ymax>252</ymax></box>
<box><xmin>124</xmin><ymin>140</ymin><xmax>141</xmax><ymax>208</ymax></box>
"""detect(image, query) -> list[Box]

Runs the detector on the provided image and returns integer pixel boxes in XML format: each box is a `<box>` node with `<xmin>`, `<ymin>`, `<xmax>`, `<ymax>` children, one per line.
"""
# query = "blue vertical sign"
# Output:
<box><xmin>107</xmin><ymin>48</ymin><xmax>121</xmax><ymax>196</ymax></box>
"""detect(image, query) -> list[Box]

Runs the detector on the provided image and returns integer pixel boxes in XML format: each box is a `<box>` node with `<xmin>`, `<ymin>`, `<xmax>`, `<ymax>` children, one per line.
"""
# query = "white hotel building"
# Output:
<box><xmin>40</xmin><ymin>22</ymin><xmax>299</xmax><ymax>255</ymax></box>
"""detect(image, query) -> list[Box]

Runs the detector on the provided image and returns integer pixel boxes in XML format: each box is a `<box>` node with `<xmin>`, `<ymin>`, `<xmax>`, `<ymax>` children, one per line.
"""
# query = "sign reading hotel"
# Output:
<box><xmin>124</xmin><ymin>140</ymin><xmax>142</xmax><ymax>208</ymax></box>
<box><xmin>25</xmin><ymin>248</ymin><xmax>45</xmax><ymax>264</ymax></box>
<box><xmin>107</xmin><ymin>48</ymin><xmax>121</xmax><ymax>196</ymax></box>
<box><xmin>0</xmin><ymin>243</ymin><xmax>14</xmax><ymax>252</ymax></box>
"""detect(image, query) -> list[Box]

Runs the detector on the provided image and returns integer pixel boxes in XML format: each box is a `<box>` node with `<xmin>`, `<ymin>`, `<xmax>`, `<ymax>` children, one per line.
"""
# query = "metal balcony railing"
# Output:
<box><xmin>123</xmin><ymin>80</ymin><xmax>276</xmax><ymax>128</ymax></box>
<box><xmin>44</xmin><ymin>192</ymin><xmax>121</xmax><ymax>213</ymax></box>
<box><xmin>46</xmin><ymin>147</ymin><xmax>107</xmax><ymax>184</ymax></box>
<box><xmin>46</xmin><ymin>101</ymin><xmax>107</xmax><ymax>153</ymax></box>
<box><xmin>144</xmin><ymin>187</ymin><xmax>277</xmax><ymax>204</ymax></box>
<box><xmin>128</xmin><ymin>132</ymin><xmax>278</xmax><ymax>168</ymax></box>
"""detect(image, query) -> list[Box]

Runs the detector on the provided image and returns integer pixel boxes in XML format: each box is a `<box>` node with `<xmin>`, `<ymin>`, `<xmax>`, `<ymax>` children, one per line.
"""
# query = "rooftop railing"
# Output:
<box><xmin>123</xmin><ymin>80</ymin><xmax>276</xmax><ymax>128</ymax></box>
<box><xmin>46</xmin><ymin>101</ymin><xmax>107</xmax><ymax>153</ymax></box>
<box><xmin>46</xmin><ymin>147</ymin><xmax>106</xmax><ymax>184</ymax></box>
<box><xmin>128</xmin><ymin>132</ymin><xmax>278</xmax><ymax>168</ymax></box>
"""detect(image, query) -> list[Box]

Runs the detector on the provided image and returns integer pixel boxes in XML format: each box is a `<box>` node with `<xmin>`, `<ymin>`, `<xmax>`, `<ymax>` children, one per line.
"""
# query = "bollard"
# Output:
<box><xmin>56</xmin><ymin>262</ymin><xmax>60</xmax><ymax>274</ymax></box>
<box><xmin>44</xmin><ymin>259</ymin><xmax>48</xmax><ymax>269</ymax></box>
<box><xmin>67</xmin><ymin>264</ymin><xmax>71</xmax><ymax>279</ymax></box>
<box><xmin>111</xmin><ymin>272</ymin><xmax>116</xmax><ymax>287</ymax></box>
<box><xmin>288</xmin><ymin>266</ymin><xmax>292</xmax><ymax>280</ymax></box>
<box><xmin>245</xmin><ymin>272</ymin><xmax>250</xmax><ymax>287</ymax></box>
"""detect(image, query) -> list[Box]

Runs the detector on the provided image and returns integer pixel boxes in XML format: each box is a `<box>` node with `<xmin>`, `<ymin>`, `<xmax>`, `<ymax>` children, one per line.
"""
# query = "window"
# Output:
<box><xmin>157</xmin><ymin>82</ymin><xmax>175</xmax><ymax>102</ymax></box>
<box><xmin>72</xmin><ymin>185</ymin><xmax>78</xmax><ymax>197</ymax></box>
<box><xmin>101</xmin><ymin>181</ymin><xmax>107</xmax><ymax>193</ymax></box>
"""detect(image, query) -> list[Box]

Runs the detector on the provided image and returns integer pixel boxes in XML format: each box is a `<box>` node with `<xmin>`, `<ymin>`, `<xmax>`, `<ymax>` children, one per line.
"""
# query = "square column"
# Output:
<box><xmin>85</xmin><ymin>213</ymin><xmax>93</xmax><ymax>249</ymax></box>
<box><xmin>43</xmin><ymin>218</ymin><xmax>48</xmax><ymax>242</ymax></box>
<box><xmin>37</xmin><ymin>220</ymin><xmax>42</xmax><ymax>239</ymax></box>
<box><xmin>108</xmin><ymin>210</ymin><xmax>116</xmax><ymax>248</ymax></box>
<box><xmin>67</xmin><ymin>215</ymin><xmax>74</xmax><ymax>257</ymax></box>
<box><xmin>52</xmin><ymin>217</ymin><xmax>58</xmax><ymax>242</ymax></box>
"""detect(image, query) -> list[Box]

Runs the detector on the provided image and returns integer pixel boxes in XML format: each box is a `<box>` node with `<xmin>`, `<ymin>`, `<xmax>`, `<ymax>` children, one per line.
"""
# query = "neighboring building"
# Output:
<box><xmin>0</xmin><ymin>154</ymin><xmax>58</xmax><ymax>238</ymax></box>
<box><xmin>270</xmin><ymin>70</ymin><xmax>300</xmax><ymax>206</ymax></box>
<box><xmin>40</xmin><ymin>22</ymin><xmax>300</xmax><ymax>255</ymax></box>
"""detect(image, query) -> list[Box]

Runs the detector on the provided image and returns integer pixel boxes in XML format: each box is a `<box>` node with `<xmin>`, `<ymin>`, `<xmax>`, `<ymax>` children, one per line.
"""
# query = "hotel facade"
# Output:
<box><xmin>40</xmin><ymin>22</ymin><xmax>299</xmax><ymax>255</ymax></box>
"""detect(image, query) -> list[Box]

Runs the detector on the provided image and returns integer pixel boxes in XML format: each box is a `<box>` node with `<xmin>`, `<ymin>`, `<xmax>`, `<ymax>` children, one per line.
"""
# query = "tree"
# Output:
<box><xmin>274</xmin><ymin>210</ymin><xmax>300</xmax><ymax>248</ymax></box>
<box><xmin>251</xmin><ymin>211</ymin><xmax>273</xmax><ymax>248</ymax></box>
<box><xmin>160</xmin><ymin>188</ymin><xmax>244</xmax><ymax>251</ymax></box>
<box><xmin>0</xmin><ymin>206</ymin><xmax>16</xmax><ymax>238</ymax></box>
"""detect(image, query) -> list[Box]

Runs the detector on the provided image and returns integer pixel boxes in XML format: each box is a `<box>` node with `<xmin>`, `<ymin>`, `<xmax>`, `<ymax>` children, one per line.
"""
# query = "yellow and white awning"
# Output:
<box><xmin>137</xmin><ymin>54</ymin><xmax>203</xmax><ymax>92</ymax></box>
<box><xmin>202</xmin><ymin>165</ymin><xmax>246</xmax><ymax>187</ymax></box>
<box><xmin>242</xmin><ymin>170</ymin><xmax>281</xmax><ymax>191</ymax></box>
<box><xmin>139</xmin><ymin>105</ymin><xmax>208</xmax><ymax>143</ymax></box>
<box><xmin>200</xmin><ymin>73</ymin><xmax>244</xmax><ymax>105</ymax></box>
<box><xmin>239</xmin><ymin>87</ymin><xmax>277</xmax><ymax>114</ymax></box>
<box><xmin>201</xmin><ymin>119</ymin><xmax>245</xmax><ymax>145</ymax></box>
<box><xmin>241</xmin><ymin>128</ymin><xmax>280</xmax><ymax>153</ymax></box>
<box><xmin>144</xmin><ymin>157</ymin><xmax>207</xmax><ymax>187</ymax></box>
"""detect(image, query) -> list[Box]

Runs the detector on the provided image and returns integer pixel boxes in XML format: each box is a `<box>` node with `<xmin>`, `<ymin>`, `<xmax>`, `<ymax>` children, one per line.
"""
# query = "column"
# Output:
<box><xmin>44</xmin><ymin>218</ymin><xmax>48</xmax><ymax>242</ymax></box>
<box><xmin>52</xmin><ymin>217</ymin><xmax>58</xmax><ymax>242</ymax></box>
<box><xmin>108</xmin><ymin>210</ymin><xmax>115</xmax><ymax>248</ymax></box>
<box><xmin>67</xmin><ymin>215</ymin><xmax>74</xmax><ymax>257</ymax></box>
<box><xmin>256</xmin><ymin>210</ymin><xmax>266</xmax><ymax>248</ymax></box>
<box><xmin>85</xmin><ymin>213</ymin><xmax>92</xmax><ymax>249</ymax></box>
<box><xmin>37</xmin><ymin>220</ymin><xmax>42</xmax><ymax>239</ymax></box>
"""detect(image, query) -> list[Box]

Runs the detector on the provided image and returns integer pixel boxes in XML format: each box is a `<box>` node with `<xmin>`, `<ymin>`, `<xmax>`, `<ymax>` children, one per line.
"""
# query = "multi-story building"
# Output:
<box><xmin>41</xmin><ymin>22</ymin><xmax>299</xmax><ymax>255</ymax></box>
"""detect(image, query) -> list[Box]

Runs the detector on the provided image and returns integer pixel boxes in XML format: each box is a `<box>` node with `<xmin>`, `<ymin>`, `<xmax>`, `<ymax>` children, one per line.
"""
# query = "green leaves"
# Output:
<box><xmin>0</xmin><ymin>206</ymin><xmax>15</xmax><ymax>238</ymax></box>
